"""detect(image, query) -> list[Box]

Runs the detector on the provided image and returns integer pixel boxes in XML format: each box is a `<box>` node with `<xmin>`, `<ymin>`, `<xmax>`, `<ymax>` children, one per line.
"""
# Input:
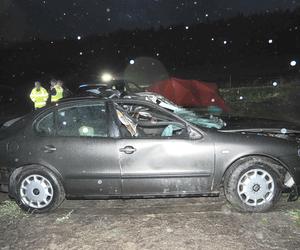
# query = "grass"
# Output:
<box><xmin>260</xmin><ymin>217</ymin><xmax>268</xmax><ymax>224</ymax></box>
<box><xmin>0</xmin><ymin>200</ymin><xmax>27</xmax><ymax>219</ymax></box>
<box><xmin>55</xmin><ymin>210</ymin><xmax>74</xmax><ymax>224</ymax></box>
<box><xmin>219</xmin><ymin>83</ymin><xmax>300</xmax><ymax>121</ymax></box>
<box><xmin>288</xmin><ymin>209</ymin><xmax>300</xmax><ymax>226</ymax></box>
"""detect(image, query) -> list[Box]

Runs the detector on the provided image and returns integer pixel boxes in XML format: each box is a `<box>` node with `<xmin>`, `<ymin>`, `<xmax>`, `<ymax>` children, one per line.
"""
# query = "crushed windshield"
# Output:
<box><xmin>174</xmin><ymin>109</ymin><xmax>224</xmax><ymax>129</ymax></box>
<box><xmin>148</xmin><ymin>94</ymin><xmax>224</xmax><ymax>129</ymax></box>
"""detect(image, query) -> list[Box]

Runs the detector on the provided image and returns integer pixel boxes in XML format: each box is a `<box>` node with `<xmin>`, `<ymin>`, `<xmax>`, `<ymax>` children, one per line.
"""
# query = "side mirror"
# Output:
<box><xmin>188</xmin><ymin>127</ymin><xmax>203</xmax><ymax>140</ymax></box>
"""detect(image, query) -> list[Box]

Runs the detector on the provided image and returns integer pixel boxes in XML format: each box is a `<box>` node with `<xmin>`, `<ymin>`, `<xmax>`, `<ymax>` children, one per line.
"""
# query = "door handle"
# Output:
<box><xmin>43</xmin><ymin>145</ymin><xmax>56</xmax><ymax>153</ymax></box>
<box><xmin>119</xmin><ymin>146</ymin><xmax>136</xmax><ymax>154</ymax></box>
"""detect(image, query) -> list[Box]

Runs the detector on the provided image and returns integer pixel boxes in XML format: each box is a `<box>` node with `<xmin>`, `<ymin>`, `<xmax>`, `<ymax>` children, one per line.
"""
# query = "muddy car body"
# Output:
<box><xmin>0</xmin><ymin>97</ymin><xmax>299</xmax><ymax>213</ymax></box>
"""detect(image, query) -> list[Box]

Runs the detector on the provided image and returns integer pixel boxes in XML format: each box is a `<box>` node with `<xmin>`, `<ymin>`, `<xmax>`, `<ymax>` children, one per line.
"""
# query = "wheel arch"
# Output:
<box><xmin>220</xmin><ymin>153</ymin><xmax>293</xmax><ymax>186</ymax></box>
<box><xmin>9</xmin><ymin>163</ymin><xmax>65</xmax><ymax>198</ymax></box>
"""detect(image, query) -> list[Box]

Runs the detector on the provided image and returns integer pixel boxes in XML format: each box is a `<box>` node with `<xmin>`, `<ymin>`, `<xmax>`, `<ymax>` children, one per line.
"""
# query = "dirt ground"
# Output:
<box><xmin>0</xmin><ymin>192</ymin><xmax>300</xmax><ymax>250</ymax></box>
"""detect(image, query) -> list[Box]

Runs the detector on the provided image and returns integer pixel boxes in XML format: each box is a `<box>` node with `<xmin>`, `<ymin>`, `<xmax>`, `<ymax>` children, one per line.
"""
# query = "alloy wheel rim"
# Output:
<box><xmin>237</xmin><ymin>168</ymin><xmax>275</xmax><ymax>206</ymax></box>
<box><xmin>20</xmin><ymin>174</ymin><xmax>54</xmax><ymax>209</ymax></box>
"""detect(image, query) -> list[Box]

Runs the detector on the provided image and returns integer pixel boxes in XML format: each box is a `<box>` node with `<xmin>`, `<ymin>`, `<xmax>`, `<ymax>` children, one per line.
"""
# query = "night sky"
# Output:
<box><xmin>0</xmin><ymin>0</ymin><xmax>299</xmax><ymax>42</ymax></box>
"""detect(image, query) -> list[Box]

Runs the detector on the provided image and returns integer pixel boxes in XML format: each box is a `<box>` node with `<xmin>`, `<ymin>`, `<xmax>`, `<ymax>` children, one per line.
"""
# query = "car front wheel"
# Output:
<box><xmin>224</xmin><ymin>158</ymin><xmax>282</xmax><ymax>212</ymax></box>
<box><xmin>13</xmin><ymin>166</ymin><xmax>65</xmax><ymax>213</ymax></box>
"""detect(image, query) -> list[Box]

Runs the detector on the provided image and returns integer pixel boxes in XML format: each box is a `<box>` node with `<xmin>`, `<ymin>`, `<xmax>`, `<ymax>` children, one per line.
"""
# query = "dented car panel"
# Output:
<box><xmin>0</xmin><ymin>97</ymin><xmax>300</xmax><ymax>201</ymax></box>
<box><xmin>118</xmin><ymin>137</ymin><xmax>214</xmax><ymax>196</ymax></box>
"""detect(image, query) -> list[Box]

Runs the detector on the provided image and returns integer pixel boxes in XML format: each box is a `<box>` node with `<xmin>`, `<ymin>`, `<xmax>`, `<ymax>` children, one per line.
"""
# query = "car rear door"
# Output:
<box><xmin>33</xmin><ymin>101</ymin><xmax>121</xmax><ymax>198</ymax></box>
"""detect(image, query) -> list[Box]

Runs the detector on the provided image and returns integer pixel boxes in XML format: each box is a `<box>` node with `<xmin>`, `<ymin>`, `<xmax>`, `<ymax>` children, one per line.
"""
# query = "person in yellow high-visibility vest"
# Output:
<box><xmin>29</xmin><ymin>81</ymin><xmax>49</xmax><ymax>109</ymax></box>
<box><xmin>51</xmin><ymin>80</ymin><xmax>64</xmax><ymax>103</ymax></box>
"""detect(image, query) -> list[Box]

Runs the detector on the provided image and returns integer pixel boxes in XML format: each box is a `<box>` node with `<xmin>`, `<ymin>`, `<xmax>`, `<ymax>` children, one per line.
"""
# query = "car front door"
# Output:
<box><xmin>33</xmin><ymin>101</ymin><xmax>121</xmax><ymax>198</ymax></box>
<box><xmin>114</xmin><ymin>102</ymin><xmax>215</xmax><ymax>197</ymax></box>
<box><xmin>118</xmin><ymin>137</ymin><xmax>215</xmax><ymax>197</ymax></box>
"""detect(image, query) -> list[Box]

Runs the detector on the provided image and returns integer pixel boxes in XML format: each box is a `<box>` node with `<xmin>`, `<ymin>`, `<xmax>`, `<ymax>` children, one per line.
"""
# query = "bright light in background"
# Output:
<box><xmin>268</xmin><ymin>39</ymin><xmax>273</xmax><ymax>44</ymax></box>
<box><xmin>77</xmin><ymin>36</ymin><xmax>81</xmax><ymax>40</ymax></box>
<box><xmin>239</xmin><ymin>96</ymin><xmax>244</xmax><ymax>100</ymax></box>
<box><xmin>281</xmin><ymin>128</ymin><xmax>287</xmax><ymax>134</ymax></box>
<box><xmin>272</xmin><ymin>81</ymin><xmax>278</xmax><ymax>87</ymax></box>
<box><xmin>290</xmin><ymin>60</ymin><xmax>297</xmax><ymax>67</ymax></box>
<box><xmin>223</xmin><ymin>40</ymin><xmax>227</xmax><ymax>45</ymax></box>
<box><xmin>101</xmin><ymin>73</ymin><xmax>113</xmax><ymax>82</ymax></box>
<box><xmin>185</xmin><ymin>26</ymin><xmax>189</xmax><ymax>30</ymax></box>
<box><xmin>129</xmin><ymin>59</ymin><xmax>135</xmax><ymax>65</ymax></box>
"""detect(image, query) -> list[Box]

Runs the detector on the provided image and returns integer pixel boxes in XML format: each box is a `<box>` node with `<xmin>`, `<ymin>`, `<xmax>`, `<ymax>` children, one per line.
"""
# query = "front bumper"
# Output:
<box><xmin>0</xmin><ymin>168</ymin><xmax>9</xmax><ymax>192</ymax></box>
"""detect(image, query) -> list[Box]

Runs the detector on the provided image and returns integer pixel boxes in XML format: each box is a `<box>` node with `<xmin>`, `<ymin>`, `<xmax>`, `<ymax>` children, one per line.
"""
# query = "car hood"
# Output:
<box><xmin>220</xmin><ymin>116</ymin><xmax>300</xmax><ymax>131</ymax></box>
<box><xmin>219</xmin><ymin>116</ymin><xmax>300</xmax><ymax>142</ymax></box>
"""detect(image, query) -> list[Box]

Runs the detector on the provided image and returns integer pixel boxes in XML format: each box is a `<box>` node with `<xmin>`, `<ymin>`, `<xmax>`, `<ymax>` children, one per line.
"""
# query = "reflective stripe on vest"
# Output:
<box><xmin>51</xmin><ymin>85</ymin><xmax>63</xmax><ymax>102</ymax></box>
<box><xmin>30</xmin><ymin>87</ymin><xmax>48</xmax><ymax>108</ymax></box>
<box><xmin>35</xmin><ymin>101</ymin><xmax>47</xmax><ymax>108</ymax></box>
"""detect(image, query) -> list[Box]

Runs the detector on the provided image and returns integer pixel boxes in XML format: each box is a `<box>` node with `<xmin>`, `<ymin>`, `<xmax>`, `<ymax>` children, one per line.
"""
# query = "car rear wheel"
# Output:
<box><xmin>14</xmin><ymin>166</ymin><xmax>65</xmax><ymax>213</ymax></box>
<box><xmin>224</xmin><ymin>158</ymin><xmax>282</xmax><ymax>212</ymax></box>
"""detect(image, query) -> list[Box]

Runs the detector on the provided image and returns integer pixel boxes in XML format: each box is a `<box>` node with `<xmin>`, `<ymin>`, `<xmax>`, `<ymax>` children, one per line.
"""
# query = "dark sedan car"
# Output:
<box><xmin>0</xmin><ymin>97</ymin><xmax>299</xmax><ymax>213</ymax></box>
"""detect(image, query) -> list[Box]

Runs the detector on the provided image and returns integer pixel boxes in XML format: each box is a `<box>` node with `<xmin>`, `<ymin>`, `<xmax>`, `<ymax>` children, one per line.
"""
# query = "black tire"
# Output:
<box><xmin>13</xmin><ymin>166</ymin><xmax>65</xmax><ymax>213</ymax></box>
<box><xmin>224</xmin><ymin>157</ymin><xmax>282</xmax><ymax>212</ymax></box>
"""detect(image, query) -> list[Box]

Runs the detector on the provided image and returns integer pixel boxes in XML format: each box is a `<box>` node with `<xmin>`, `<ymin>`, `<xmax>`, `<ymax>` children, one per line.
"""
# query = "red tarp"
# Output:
<box><xmin>148</xmin><ymin>77</ymin><xmax>230</xmax><ymax>112</ymax></box>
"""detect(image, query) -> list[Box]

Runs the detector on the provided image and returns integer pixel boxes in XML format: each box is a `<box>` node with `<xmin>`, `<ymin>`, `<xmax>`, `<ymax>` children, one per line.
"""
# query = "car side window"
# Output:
<box><xmin>35</xmin><ymin>112</ymin><xmax>55</xmax><ymax>136</ymax></box>
<box><xmin>57</xmin><ymin>103</ymin><xmax>108</xmax><ymax>137</ymax></box>
<box><xmin>116</xmin><ymin>103</ymin><xmax>188</xmax><ymax>138</ymax></box>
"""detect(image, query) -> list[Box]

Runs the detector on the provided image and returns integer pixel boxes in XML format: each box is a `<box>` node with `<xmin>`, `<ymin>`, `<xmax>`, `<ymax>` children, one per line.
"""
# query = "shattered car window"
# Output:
<box><xmin>151</xmin><ymin>95</ymin><xmax>225</xmax><ymax>129</ymax></box>
<box><xmin>133</xmin><ymin>93</ymin><xmax>224</xmax><ymax>129</ymax></box>
<box><xmin>117</xmin><ymin>103</ymin><xmax>187</xmax><ymax>138</ymax></box>
<box><xmin>120</xmin><ymin>103</ymin><xmax>174</xmax><ymax>123</ymax></box>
